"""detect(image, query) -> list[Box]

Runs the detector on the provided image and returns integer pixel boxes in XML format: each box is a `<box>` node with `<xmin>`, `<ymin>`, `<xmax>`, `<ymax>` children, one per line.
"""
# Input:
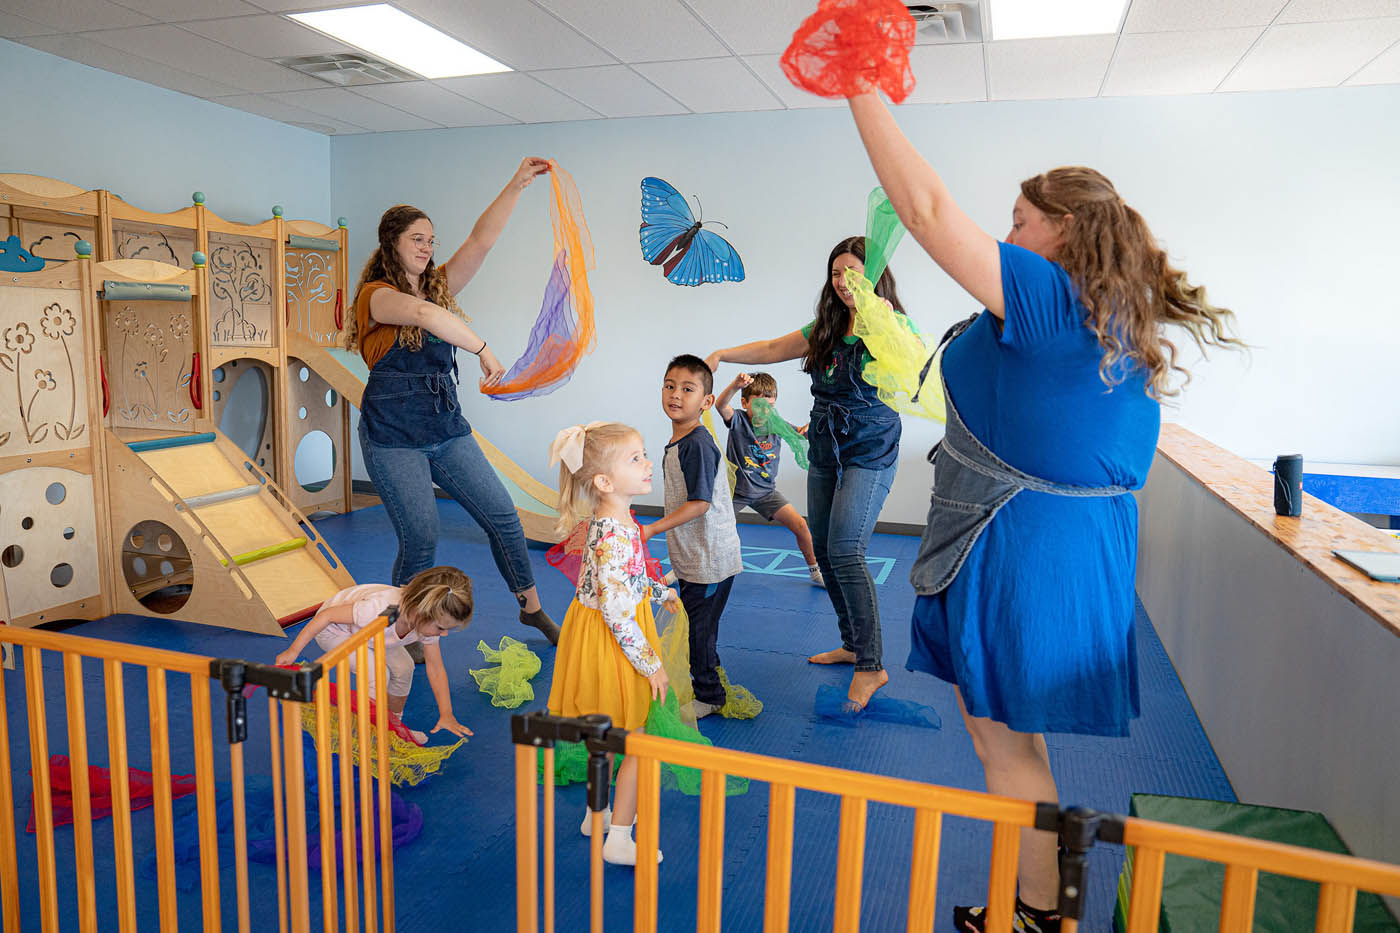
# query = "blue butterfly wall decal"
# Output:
<box><xmin>639</xmin><ymin>177</ymin><xmax>744</xmax><ymax>287</ymax></box>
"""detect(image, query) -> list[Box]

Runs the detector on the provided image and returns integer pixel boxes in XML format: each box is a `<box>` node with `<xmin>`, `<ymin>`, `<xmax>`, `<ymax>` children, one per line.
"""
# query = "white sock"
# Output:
<box><xmin>602</xmin><ymin>822</ymin><xmax>663</xmax><ymax>866</ymax></box>
<box><xmin>580</xmin><ymin>805</ymin><xmax>611</xmax><ymax>837</ymax></box>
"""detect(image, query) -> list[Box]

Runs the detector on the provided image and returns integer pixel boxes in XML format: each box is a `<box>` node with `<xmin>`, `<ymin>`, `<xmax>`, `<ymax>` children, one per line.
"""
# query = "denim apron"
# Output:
<box><xmin>360</xmin><ymin>332</ymin><xmax>468</xmax><ymax>449</ymax></box>
<box><xmin>808</xmin><ymin>337</ymin><xmax>901</xmax><ymax>481</ymax></box>
<box><xmin>909</xmin><ymin>318</ymin><xmax>1132</xmax><ymax>596</ymax></box>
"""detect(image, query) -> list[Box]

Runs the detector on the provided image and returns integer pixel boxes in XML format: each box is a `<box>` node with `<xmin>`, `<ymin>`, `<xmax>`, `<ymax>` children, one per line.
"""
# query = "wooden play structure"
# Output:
<box><xmin>0</xmin><ymin>172</ymin><xmax>561</xmax><ymax>638</ymax></box>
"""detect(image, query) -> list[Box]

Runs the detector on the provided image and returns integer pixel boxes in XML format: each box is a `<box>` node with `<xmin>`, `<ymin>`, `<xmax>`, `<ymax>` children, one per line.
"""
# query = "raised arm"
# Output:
<box><xmin>706</xmin><ymin>329</ymin><xmax>808</xmax><ymax>374</ymax></box>
<box><xmin>714</xmin><ymin>372</ymin><xmax>753</xmax><ymax>423</ymax></box>
<box><xmin>443</xmin><ymin>157</ymin><xmax>551</xmax><ymax>294</ymax></box>
<box><xmin>847</xmin><ymin>93</ymin><xmax>1005</xmax><ymax>318</ymax></box>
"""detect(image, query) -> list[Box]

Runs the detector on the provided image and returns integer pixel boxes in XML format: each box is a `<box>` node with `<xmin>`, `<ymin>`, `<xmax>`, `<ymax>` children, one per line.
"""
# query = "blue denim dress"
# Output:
<box><xmin>360</xmin><ymin>332</ymin><xmax>468</xmax><ymax>448</ymax></box>
<box><xmin>806</xmin><ymin>333</ymin><xmax>901</xmax><ymax>477</ymax></box>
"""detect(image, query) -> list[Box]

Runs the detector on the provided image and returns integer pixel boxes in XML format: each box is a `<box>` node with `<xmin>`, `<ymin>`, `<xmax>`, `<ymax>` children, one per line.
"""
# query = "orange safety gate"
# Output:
<box><xmin>0</xmin><ymin>614</ymin><xmax>399</xmax><ymax>932</ymax></box>
<box><xmin>511</xmin><ymin>711</ymin><xmax>1400</xmax><ymax>933</ymax></box>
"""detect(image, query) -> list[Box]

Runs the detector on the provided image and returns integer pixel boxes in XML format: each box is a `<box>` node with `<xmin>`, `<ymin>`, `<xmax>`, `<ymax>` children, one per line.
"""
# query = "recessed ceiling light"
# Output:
<box><xmin>989</xmin><ymin>0</ymin><xmax>1129</xmax><ymax>41</ymax></box>
<box><xmin>287</xmin><ymin>4</ymin><xmax>510</xmax><ymax>79</ymax></box>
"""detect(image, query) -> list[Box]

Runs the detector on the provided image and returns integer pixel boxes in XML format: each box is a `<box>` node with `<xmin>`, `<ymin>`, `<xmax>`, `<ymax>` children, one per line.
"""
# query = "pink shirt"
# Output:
<box><xmin>317</xmin><ymin>584</ymin><xmax>439</xmax><ymax>649</ymax></box>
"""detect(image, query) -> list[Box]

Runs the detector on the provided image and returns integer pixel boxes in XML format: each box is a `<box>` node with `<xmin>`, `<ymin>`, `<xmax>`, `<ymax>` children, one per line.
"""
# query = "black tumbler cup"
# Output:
<box><xmin>1273</xmin><ymin>454</ymin><xmax>1303</xmax><ymax>517</ymax></box>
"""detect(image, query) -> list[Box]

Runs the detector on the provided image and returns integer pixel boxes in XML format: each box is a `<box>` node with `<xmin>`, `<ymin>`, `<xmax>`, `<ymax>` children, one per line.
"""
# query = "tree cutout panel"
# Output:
<box><xmin>285</xmin><ymin>248</ymin><xmax>340</xmax><ymax>346</ymax></box>
<box><xmin>208</xmin><ymin>232</ymin><xmax>273</xmax><ymax>347</ymax></box>
<box><xmin>112</xmin><ymin>221</ymin><xmax>195</xmax><ymax>269</ymax></box>
<box><xmin>19</xmin><ymin>217</ymin><xmax>97</xmax><ymax>263</ymax></box>
<box><xmin>106</xmin><ymin>300</ymin><xmax>195</xmax><ymax>432</ymax></box>
<box><xmin>0</xmin><ymin>286</ymin><xmax>91</xmax><ymax>455</ymax></box>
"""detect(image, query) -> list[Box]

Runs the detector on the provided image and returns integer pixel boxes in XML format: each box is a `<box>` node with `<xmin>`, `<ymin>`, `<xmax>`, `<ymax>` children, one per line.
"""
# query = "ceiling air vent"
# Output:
<box><xmin>905</xmin><ymin>3</ymin><xmax>982</xmax><ymax>42</ymax></box>
<box><xmin>274</xmin><ymin>53</ymin><xmax>417</xmax><ymax>87</ymax></box>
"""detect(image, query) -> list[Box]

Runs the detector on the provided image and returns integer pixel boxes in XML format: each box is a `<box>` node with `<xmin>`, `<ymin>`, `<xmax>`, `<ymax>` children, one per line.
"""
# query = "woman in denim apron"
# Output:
<box><xmin>351</xmin><ymin>158</ymin><xmax>561</xmax><ymax>646</ymax></box>
<box><xmin>706</xmin><ymin>236</ymin><xmax>906</xmax><ymax>712</ymax></box>
<box><xmin>843</xmin><ymin>93</ymin><xmax>1242</xmax><ymax>932</ymax></box>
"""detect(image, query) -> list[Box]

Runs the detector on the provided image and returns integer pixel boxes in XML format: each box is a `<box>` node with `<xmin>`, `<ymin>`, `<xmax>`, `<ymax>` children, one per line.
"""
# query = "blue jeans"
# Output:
<box><xmin>807</xmin><ymin>462</ymin><xmax>896</xmax><ymax>672</ymax></box>
<box><xmin>359</xmin><ymin>420</ymin><xmax>535</xmax><ymax>593</ymax></box>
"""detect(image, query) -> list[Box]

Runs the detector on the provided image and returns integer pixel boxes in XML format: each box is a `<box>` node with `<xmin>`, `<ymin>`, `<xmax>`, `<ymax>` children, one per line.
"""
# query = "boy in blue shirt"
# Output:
<box><xmin>715</xmin><ymin>371</ymin><xmax>823</xmax><ymax>587</ymax></box>
<box><xmin>642</xmin><ymin>355</ymin><xmax>742</xmax><ymax>718</ymax></box>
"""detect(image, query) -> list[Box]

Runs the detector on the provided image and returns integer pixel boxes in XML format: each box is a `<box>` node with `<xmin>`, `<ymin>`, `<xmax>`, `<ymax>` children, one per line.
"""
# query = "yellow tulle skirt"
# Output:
<box><xmin>547</xmin><ymin>597</ymin><xmax>660</xmax><ymax>731</ymax></box>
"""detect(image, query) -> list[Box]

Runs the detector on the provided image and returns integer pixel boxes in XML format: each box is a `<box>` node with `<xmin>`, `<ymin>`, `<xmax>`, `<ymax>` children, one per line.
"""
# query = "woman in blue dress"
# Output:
<box><xmin>845</xmin><ymin>94</ymin><xmax>1242</xmax><ymax>931</ymax></box>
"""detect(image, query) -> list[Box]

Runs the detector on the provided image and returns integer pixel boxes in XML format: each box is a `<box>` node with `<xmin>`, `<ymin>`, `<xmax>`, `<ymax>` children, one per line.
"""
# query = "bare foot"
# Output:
<box><xmin>808</xmin><ymin>647</ymin><xmax>857</xmax><ymax>665</ymax></box>
<box><xmin>846</xmin><ymin>669</ymin><xmax>889</xmax><ymax>710</ymax></box>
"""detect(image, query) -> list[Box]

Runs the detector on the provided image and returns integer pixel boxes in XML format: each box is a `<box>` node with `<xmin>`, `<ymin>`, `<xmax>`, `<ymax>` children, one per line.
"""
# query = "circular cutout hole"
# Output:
<box><xmin>50</xmin><ymin>563</ymin><xmax>73</xmax><ymax>588</ymax></box>
<box><xmin>325</xmin><ymin>389</ymin><xmax>338</xmax><ymax>407</ymax></box>
<box><xmin>297</xmin><ymin>406</ymin><xmax>308</xmax><ymax>420</ymax></box>
<box><xmin>212</xmin><ymin>367</ymin><xmax>226</xmax><ymax>384</ymax></box>
<box><xmin>45</xmin><ymin>482</ymin><xmax>66</xmax><ymax>505</ymax></box>
<box><xmin>258</xmin><ymin>457</ymin><xmax>266</xmax><ymax>467</ymax></box>
<box><xmin>63</xmin><ymin>527</ymin><xmax>75</xmax><ymax>540</ymax></box>
<box><xmin>122</xmin><ymin>521</ymin><xmax>191</xmax><ymax>614</ymax></box>
<box><xmin>213</xmin><ymin>390</ymin><xmax>221</xmax><ymax>402</ymax></box>
<box><xmin>21</xmin><ymin>517</ymin><xmax>34</xmax><ymax>530</ymax></box>
<box><xmin>2</xmin><ymin>545</ymin><xmax>22</xmax><ymax>568</ymax></box>
<box><xmin>294</xmin><ymin>430</ymin><xmax>336</xmax><ymax>493</ymax></box>
<box><xmin>298</xmin><ymin>367</ymin><xmax>309</xmax><ymax>383</ymax></box>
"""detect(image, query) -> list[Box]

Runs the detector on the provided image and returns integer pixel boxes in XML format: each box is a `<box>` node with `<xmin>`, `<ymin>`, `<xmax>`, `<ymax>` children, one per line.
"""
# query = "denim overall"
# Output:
<box><xmin>359</xmin><ymin>333</ymin><xmax>465</xmax><ymax>448</ymax></box>
<box><xmin>808</xmin><ymin>337</ymin><xmax>901</xmax><ymax>479</ymax></box>
<box><xmin>909</xmin><ymin>319</ymin><xmax>1132</xmax><ymax>596</ymax></box>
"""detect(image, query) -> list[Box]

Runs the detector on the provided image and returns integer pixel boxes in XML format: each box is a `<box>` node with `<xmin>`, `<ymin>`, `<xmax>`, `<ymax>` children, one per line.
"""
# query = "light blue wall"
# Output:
<box><xmin>0</xmin><ymin>38</ymin><xmax>330</xmax><ymax>222</ymax></box>
<box><xmin>330</xmin><ymin>84</ymin><xmax>1400</xmax><ymax>522</ymax></box>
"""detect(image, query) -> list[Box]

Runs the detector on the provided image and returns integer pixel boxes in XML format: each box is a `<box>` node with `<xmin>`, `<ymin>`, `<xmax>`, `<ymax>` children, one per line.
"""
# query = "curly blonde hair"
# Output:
<box><xmin>1021</xmin><ymin>167</ymin><xmax>1244</xmax><ymax>398</ymax></box>
<box><xmin>348</xmin><ymin>204</ymin><xmax>467</xmax><ymax>353</ymax></box>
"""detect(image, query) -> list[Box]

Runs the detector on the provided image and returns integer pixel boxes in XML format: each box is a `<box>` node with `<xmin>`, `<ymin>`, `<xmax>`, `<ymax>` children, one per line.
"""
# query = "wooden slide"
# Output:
<box><xmin>288</xmin><ymin>338</ymin><xmax>562</xmax><ymax>543</ymax></box>
<box><xmin>106</xmin><ymin>428</ymin><xmax>354</xmax><ymax>637</ymax></box>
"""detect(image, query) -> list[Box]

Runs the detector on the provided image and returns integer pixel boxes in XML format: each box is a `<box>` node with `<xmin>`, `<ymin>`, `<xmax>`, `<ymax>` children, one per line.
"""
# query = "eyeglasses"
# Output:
<box><xmin>407</xmin><ymin>234</ymin><xmax>438</xmax><ymax>251</ymax></box>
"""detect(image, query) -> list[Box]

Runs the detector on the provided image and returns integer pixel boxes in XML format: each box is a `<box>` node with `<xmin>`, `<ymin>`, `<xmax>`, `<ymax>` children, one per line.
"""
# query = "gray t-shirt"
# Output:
<box><xmin>722</xmin><ymin>408</ymin><xmax>780</xmax><ymax>502</ymax></box>
<box><xmin>662</xmin><ymin>426</ymin><xmax>743</xmax><ymax>584</ymax></box>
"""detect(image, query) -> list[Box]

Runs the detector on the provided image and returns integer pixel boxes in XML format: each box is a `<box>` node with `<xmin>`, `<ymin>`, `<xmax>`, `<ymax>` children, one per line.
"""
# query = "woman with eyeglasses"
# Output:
<box><xmin>349</xmin><ymin>156</ymin><xmax>562</xmax><ymax>646</ymax></box>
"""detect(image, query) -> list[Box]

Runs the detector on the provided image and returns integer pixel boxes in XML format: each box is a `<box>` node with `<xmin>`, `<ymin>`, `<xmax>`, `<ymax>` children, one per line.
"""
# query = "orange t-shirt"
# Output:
<box><xmin>355</xmin><ymin>281</ymin><xmax>403</xmax><ymax>371</ymax></box>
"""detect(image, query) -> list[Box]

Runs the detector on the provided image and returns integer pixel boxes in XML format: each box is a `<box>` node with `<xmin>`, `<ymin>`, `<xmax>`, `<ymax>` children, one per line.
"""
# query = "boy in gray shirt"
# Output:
<box><xmin>643</xmin><ymin>354</ymin><xmax>742</xmax><ymax>717</ymax></box>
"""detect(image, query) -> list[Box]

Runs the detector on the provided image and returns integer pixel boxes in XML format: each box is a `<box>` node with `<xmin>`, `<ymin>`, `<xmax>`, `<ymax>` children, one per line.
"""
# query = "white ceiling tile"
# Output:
<box><xmin>0</xmin><ymin>9</ymin><xmax>52</xmax><ymax>38</ymax></box>
<box><xmin>269</xmin><ymin>87</ymin><xmax>442</xmax><ymax>130</ymax></box>
<box><xmin>1124</xmin><ymin>0</ymin><xmax>1288</xmax><ymax>32</ymax></box>
<box><xmin>904</xmin><ymin>42</ymin><xmax>988</xmax><ymax>104</ymax></box>
<box><xmin>685</xmin><ymin>0</ymin><xmax>819</xmax><ymax>55</ymax></box>
<box><xmin>1279</xmin><ymin>0</ymin><xmax>1400</xmax><ymax>22</ymax></box>
<box><xmin>351</xmin><ymin>81</ymin><xmax>517</xmax><ymax>126</ymax></box>
<box><xmin>18</xmin><ymin>33</ymin><xmax>246</xmax><ymax>98</ymax></box>
<box><xmin>112</xmin><ymin>0</ymin><xmax>263</xmax><ymax>22</ymax></box>
<box><xmin>741</xmin><ymin>53</ymin><xmax>844</xmax><ymax>108</ymax></box>
<box><xmin>0</xmin><ymin>0</ymin><xmax>154</xmax><ymax>32</ymax></box>
<box><xmin>85</xmin><ymin>24</ymin><xmax>327</xmax><ymax>93</ymax></box>
<box><xmin>986</xmin><ymin>35</ymin><xmax>1118</xmax><ymax>100</ymax></box>
<box><xmin>393</xmin><ymin>0</ymin><xmax>614</xmax><ymax>70</ymax></box>
<box><xmin>436</xmin><ymin>72</ymin><xmax>601</xmax><ymax>122</ymax></box>
<box><xmin>180</xmin><ymin>15</ymin><xmax>355</xmax><ymax>59</ymax></box>
<box><xmin>1104</xmin><ymin>27</ymin><xmax>1263</xmax><ymax>95</ymax></box>
<box><xmin>1220</xmin><ymin>17</ymin><xmax>1400</xmax><ymax>90</ymax></box>
<box><xmin>631</xmin><ymin>57</ymin><xmax>781</xmax><ymax>113</ymax></box>
<box><xmin>533</xmin><ymin>0</ymin><xmax>728</xmax><ymax>62</ymax></box>
<box><xmin>1345</xmin><ymin>34</ymin><xmax>1400</xmax><ymax>81</ymax></box>
<box><xmin>531</xmin><ymin>65</ymin><xmax>687</xmax><ymax>117</ymax></box>
<box><xmin>212</xmin><ymin>93</ymin><xmax>371</xmax><ymax>134</ymax></box>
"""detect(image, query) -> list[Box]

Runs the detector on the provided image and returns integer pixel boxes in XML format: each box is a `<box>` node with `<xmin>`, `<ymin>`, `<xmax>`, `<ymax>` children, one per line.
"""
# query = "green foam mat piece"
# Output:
<box><xmin>1114</xmin><ymin>794</ymin><xmax>1398</xmax><ymax>932</ymax></box>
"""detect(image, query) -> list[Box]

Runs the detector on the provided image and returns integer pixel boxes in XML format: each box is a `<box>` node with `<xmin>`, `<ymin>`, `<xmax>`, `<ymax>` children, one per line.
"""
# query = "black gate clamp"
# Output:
<box><xmin>512</xmin><ymin>712</ymin><xmax>628</xmax><ymax>816</ymax></box>
<box><xmin>1034</xmin><ymin>803</ymin><xmax>1127</xmax><ymax>920</ymax></box>
<box><xmin>210</xmin><ymin>659</ymin><xmax>323</xmax><ymax>744</ymax></box>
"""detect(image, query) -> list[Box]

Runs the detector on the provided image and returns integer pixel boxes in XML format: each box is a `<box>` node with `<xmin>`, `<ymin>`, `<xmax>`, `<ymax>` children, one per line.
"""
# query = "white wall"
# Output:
<box><xmin>0</xmin><ymin>39</ymin><xmax>331</xmax><ymax>224</ymax></box>
<box><xmin>330</xmin><ymin>84</ymin><xmax>1400</xmax><ymax>523</ymax></box>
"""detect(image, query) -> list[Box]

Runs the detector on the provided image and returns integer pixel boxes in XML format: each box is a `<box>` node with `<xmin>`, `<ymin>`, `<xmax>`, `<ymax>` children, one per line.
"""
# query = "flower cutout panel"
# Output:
<box><xmin>0</xmin><ymin>287</ymin><xmax>90</xmax><ymax>456</ymax></box>
<box><xmin>106</xmin><ymin>300</ymin><xmax>195</xmax><ymax>431</ymax></box>
<box><xmin>208</xmin><ymin>232</ymin><xmax>274</xmax><ymax>348</ymax></box>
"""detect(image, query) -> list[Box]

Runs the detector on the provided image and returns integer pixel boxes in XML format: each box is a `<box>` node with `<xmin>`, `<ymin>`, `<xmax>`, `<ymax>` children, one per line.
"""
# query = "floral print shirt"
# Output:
<box><xmin>575</xmin><ymin>517</ymin><xmax>667</xmax><ymax>676</ymax></box>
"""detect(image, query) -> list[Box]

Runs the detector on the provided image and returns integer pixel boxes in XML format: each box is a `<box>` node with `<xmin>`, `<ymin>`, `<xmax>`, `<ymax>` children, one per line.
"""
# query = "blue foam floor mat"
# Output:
<box><xmin>2</xmin><ymin>499</ymin><xmax>1234</xmax><ymax>931</ymax></box>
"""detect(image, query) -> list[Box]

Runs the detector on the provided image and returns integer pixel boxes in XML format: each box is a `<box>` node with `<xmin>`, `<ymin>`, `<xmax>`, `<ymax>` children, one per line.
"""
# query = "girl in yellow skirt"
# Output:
<box><xmin>546</xmin><ymin>421</ymin><xmax>676</xmax><ymax>866</ymax></box>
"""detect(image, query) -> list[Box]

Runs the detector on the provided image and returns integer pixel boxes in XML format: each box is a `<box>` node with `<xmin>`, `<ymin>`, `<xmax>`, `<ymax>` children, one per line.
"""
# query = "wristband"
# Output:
<box><xmin>475</xmin><ymin>340</ymin><xmax>487</xmax><ymax>355</ymax></box>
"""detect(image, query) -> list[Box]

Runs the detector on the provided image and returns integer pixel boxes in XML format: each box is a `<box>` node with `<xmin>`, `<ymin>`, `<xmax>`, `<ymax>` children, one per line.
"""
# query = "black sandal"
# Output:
<box><xmin>953</xmin><ymin>897</ymin><xmax>1061</xmax><ymax>933</ymax></box>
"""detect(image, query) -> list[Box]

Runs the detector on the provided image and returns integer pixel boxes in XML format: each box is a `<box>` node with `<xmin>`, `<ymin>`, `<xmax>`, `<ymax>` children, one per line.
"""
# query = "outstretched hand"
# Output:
<box><xmin>511</xmin><ymin>157</ymin><xmax>551</xmax><ymax>191</ymax></box>
<box><xmin>478</xmin><ymin>347</ymin><xmax>505</xmax><ymax>388</ymax></box>
<box><xmin>431</xmin><ymin>715</ymin><xmax>473</xmax><ymax>738</ymax></box>
<box><xmin>704</xmin><ymin>351</ymin><xmax>722</xmax><ymax>373</ymax></box>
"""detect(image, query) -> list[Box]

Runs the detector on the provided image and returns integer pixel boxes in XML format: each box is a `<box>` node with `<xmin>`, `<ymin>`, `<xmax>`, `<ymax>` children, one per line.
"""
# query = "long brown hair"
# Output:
<box><xmin>802</xmin><ymin>236</ymin><xmax>905</xmax><ymax>375</ymax></box>
<box><xmin>1021</xmin><ymin>167</ymin><xmax>1244</xmax><ymax>397</ymax></box>
<box><xmin>348</xmin><ymin>204</ymin><xmax>466</xmax><ymax>353</ymax></box>
<box><xmin>398</xmin><ymin>565</ymin><xmax>473</xmax><ymax>632</ymax></box>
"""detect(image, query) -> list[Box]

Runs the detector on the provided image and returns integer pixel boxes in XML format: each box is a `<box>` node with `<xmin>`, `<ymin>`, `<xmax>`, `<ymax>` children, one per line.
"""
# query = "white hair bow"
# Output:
<box><xmin>548</xmin><ymin>421</ymin><xmax>606</xmax><ymax>474</ymax></box>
